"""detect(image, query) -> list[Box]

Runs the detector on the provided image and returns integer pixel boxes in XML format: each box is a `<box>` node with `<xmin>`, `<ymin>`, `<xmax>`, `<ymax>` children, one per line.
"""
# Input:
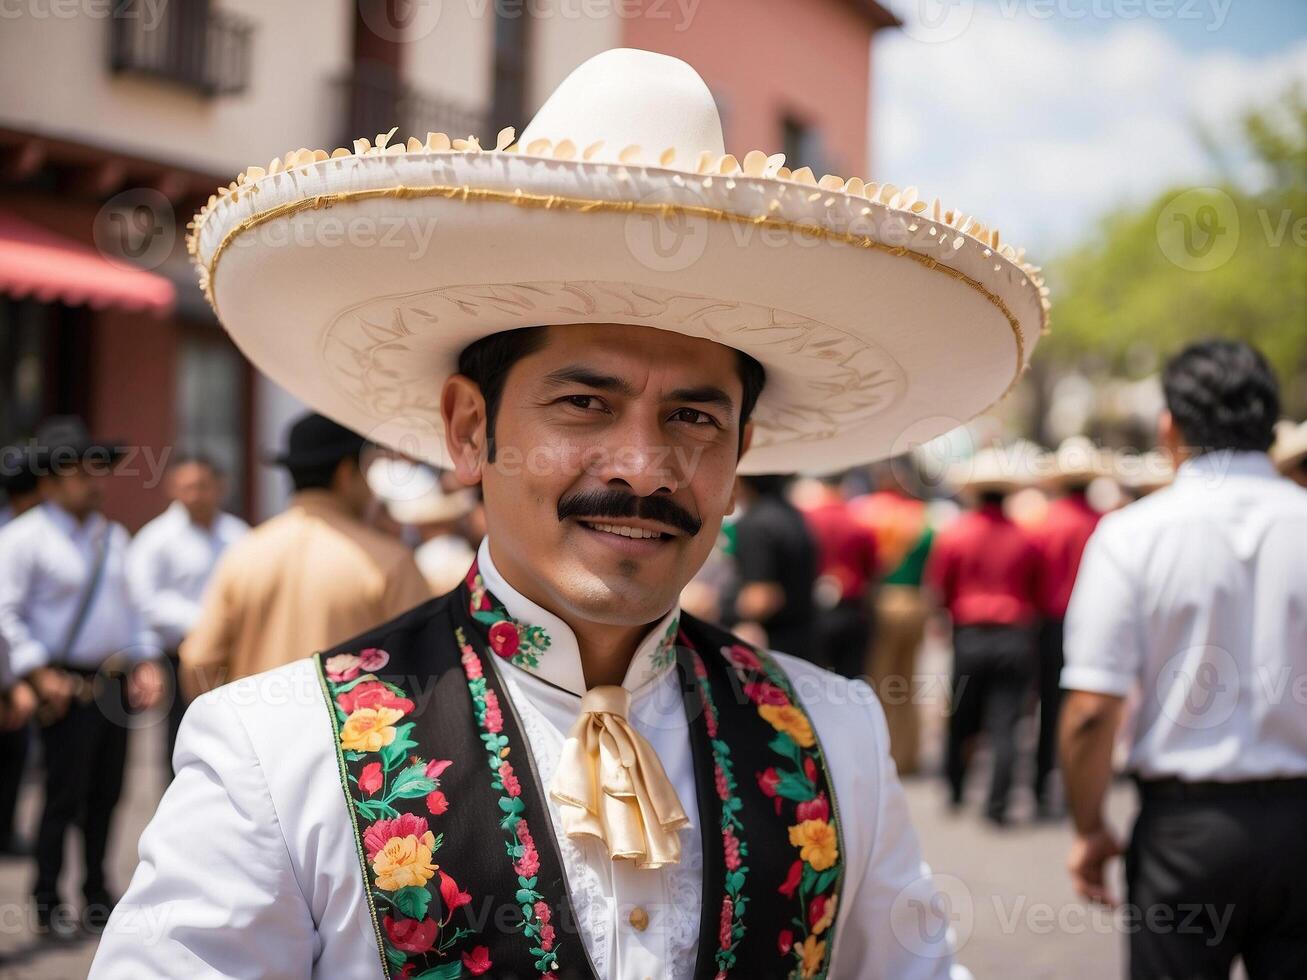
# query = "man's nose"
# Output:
<box><xmin>591</xmin><ymin>420</ymin><xmax>682</xmax><ymax>499</ymax></box>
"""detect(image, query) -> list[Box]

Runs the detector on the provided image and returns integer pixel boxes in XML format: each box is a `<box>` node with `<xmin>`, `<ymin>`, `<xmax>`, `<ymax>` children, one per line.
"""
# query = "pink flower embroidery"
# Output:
<box><xmin>723</xmin><ymin>826</ymin><xmax>742</xmax><ymax>871</ymax></box>
<box><xmin>724</xmin><ymin>643</ymin><xmax>763</xmax><ymax>671</ymax></box>
<box><xmin>383</xmin><ymin>914</ymin><xmax>437</xmax><ymax>954</ymax></box>
<box><xmin>460</xmin><ymin>646</ymin><xmax>483</xmax><ymax>679</ymax></box>
<box><xmin>487</xmin><ymin>621</ymin><xmax>520</xmax><ymax>659</ymax></box>
<box><xmin>796</xmin><ymin>792</ymin><xmax>830</xmax><ymax>823</ymax></box>
<box><xmin>362</xmin><ymin>813</ymin><xmax>430</xmax><ymax>861</ymax></box>
<box><xmin>425</xmin><ymin>758</ymin><xmax>453</xmax><ymax>780</ymax></box>
<box><xmin>718</xmin><ymin>895</ymin><xmax>734</xmax><ymax>949</ymax></box>
<box><xmin>358</xmin><ymin>648</ymin><xmax>390</xmax><ymax>672</ymax></box>
<box><xmin>483</xmin><ymin>689</ymin><xmax>504</xmax><ymax>734</ymax></box>
<box><xmin>499</xmin><ymin>761</ymin><xmax>521</xmax><ymax>797</ymax></box>
<box><xmin>426</xmin><ymin>790</ymin><xmax>449</xmax><ymax>816</ymax></box>
<box><xmin>744</xmin><ymin>680</ymin><xmax>788</xmax><ymax>706</ymax></box>
<box><xmin>337</xmin><ymin>680</ymin><xmax>414</xmax><ymax>716</ymax></box>
<box><xmin>714</xmin><ymin>764</ymin><xmax>730</xmax><ymax>801</ymax></box>
<box><xmin>514</xmin><ymin>823</ymin><xmax>540</xmax><ymax>878</ymax></box>
<box><xmin>324</xmin><ymin>653</ymin><xmax>361</xmax><ymax>682</ymax></box>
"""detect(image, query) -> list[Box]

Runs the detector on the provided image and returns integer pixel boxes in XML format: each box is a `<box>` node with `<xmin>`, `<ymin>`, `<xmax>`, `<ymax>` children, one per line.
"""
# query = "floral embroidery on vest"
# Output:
<box><xmin>457</xmin><ymin>626</ymin><xmax>561</xmax><ymax>975</ymax></box>
<box><xmin>726</xmin><ymin>642</ymin><xmax>844</xmax><ymax>979</ymax></box>
<box><xmin>687</xmin><ymin>642</ymin><xmax>751</xmax><ymax>977</ymax></box>
<box><xmin>319</xmin><ymin>648</ymin><xmax>490</xmax><ymax>978</ymax></box>
<box><xmin>644</xmin><ymin>614</ymin><xmax>681</xmax><ymax>682</ymax></box>
<box><xmin>465</xmin><ymin>565</ymin><xmax>552</xmax><ymax>669</ymax></box>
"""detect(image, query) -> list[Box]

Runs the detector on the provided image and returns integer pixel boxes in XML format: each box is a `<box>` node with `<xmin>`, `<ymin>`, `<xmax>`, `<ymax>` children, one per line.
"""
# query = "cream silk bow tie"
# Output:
<box><xmin>549</xmin><ymin>685</ymin><xmax>690</xmax><ymax>870</ymax></box>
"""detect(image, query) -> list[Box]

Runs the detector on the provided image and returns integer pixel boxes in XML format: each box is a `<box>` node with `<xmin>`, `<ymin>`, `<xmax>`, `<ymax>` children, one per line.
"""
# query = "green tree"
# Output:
<box><xmin>1045</xmin><ymin>85</ymin><xmax>1307</xmax><ymax>418</ymax></box>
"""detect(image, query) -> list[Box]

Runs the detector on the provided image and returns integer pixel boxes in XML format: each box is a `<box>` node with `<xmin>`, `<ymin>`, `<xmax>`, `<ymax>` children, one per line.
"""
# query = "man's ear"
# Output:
<box><xmin>443</xmin><ymin>374</ymin><xmax>488</xmax><ymax>486</ymax></box>
<box><xmin>728</xmin><ymin>421</ymin><xmax>755</xmax><ymax>513</ymax></box>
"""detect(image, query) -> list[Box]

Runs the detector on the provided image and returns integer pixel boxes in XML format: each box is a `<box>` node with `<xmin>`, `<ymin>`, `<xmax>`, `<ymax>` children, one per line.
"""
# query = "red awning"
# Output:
<box><xmin>0</xmin><ymin>209</ymin><xmax>175</xmax><ymax>315</ymax></box>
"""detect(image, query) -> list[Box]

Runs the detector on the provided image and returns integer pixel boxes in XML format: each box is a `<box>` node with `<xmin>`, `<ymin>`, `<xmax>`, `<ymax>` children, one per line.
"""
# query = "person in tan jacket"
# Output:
<box><xmin>180</xmin><ymin>413</ymin><xmax>430</xmax><ymax>698</ymax></box>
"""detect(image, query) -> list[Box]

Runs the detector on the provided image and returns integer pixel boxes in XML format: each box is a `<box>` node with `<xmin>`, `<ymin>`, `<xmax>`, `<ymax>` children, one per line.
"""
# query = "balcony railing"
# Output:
<box><xmin>110</xmin><ymin>2</ymin><xmax>253</xmax><ymax>97</ymax></box>
<box><xmin>340</xmin><ymin>63</ymin><xmax>489</xmax><ymax>147</ymax></box>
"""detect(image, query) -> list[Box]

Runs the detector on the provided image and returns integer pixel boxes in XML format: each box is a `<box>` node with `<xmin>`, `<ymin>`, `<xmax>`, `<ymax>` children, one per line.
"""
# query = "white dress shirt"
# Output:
<box><xmin>91</xmin><ymin>535</ymin><xmax>952</xmax><ymax>979</ymax></box>
<box><xmin>0</xmin><ymin>502</ymin><xmax>155</xmax><ymax>676</ymax></box>
<box><xmin>1062</xmin><ymin>451</ymin><xmax>1307</xmax><ymax>780</ymax></box>
<box><xmin>127</xmin><ymin>501</ymin><xmax>249</xmax><ymax>650</ymax></box>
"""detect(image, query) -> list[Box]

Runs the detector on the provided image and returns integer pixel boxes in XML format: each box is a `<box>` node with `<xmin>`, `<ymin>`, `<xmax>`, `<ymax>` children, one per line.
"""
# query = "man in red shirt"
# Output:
<box><xmin>1030</xmin><ymin>443</ymin><xmax>1104</xmax><ymax>816</ymax></box>
<box><xmin>927</xmin><ymin>450</ymin><xmax>1041</xmax><ymax>825</ymax></box>
<box><xmin>799</xmin><ymin>475</ymin><xmax>879</xmax><ymax>678</ymax></box>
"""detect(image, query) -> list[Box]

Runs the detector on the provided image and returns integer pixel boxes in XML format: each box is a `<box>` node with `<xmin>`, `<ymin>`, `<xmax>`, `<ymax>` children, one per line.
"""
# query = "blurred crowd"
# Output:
<box><xmin>2</xmin><ymin>342</ymin><xmax>1307</xmax><ymax>951</ymax></box>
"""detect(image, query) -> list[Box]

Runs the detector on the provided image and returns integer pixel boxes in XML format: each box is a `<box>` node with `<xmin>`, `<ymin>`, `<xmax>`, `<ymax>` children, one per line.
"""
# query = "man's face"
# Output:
<box><xmin>448</xmin><ymin>323</ymin><xmax>751</xmax><ymax>628</ymax></box>
<box><xmin>169</xmin><ymin>462</ymin><xmax>223</xmax><ymax>525</ymax></box>
<box><xmin>43</xmin><ymin>464</ymin><xmax>103</xmax><ymax>518</ymax></box>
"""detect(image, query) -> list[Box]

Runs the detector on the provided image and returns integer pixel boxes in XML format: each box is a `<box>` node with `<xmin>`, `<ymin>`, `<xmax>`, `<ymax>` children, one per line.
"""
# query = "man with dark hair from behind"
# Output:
<box><xmin>1061</xmin><ymin>340</ymin><xmax>1307</xmax><ymax>979</ymax></box>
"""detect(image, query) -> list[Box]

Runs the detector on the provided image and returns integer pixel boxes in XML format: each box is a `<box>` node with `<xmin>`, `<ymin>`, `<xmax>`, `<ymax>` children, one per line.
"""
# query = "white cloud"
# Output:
<box><xmin>872</xmin><ymin>4</ymin><xmax>1307</xmax><ymax>256</ymax></box>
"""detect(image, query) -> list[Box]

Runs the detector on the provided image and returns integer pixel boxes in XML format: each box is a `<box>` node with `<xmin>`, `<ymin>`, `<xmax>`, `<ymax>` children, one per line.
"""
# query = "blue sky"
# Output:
<box><xmin>871</xmin><ymin>0</ymin><xmax>1307</xmax><ymax>255</ymax></box>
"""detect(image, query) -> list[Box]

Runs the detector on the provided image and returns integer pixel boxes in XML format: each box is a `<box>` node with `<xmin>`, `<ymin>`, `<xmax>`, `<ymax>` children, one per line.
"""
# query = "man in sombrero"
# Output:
<box><xmin>93</xmin><ymin>48</ymin><xmax>1045</xmax><ymax>979</ymax></box>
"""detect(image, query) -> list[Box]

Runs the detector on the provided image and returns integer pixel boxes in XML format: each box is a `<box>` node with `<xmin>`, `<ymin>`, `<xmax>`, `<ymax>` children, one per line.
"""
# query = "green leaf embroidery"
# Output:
<box><xmin>391</xmin><ymin>885</ymin><xmax>432</xmax><ymax>920</ymax></box>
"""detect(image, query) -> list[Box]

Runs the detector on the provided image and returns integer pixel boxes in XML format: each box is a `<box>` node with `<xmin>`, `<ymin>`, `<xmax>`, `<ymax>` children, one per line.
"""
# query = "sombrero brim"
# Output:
<box><xmin>190</xmin><ymin>141</ymin><xmax>1047</xmax><ymax>475</ymax></box>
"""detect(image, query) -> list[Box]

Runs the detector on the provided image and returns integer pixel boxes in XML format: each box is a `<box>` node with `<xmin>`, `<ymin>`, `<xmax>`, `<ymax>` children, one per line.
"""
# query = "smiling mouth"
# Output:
<box><xmin>577</xmin><ymin>520</ymin><xmax>671</xmax><ymax>540</ymax></box>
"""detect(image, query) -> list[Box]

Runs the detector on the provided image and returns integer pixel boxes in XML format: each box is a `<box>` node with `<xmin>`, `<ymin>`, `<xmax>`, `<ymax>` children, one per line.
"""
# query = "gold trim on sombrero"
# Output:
<box><xmin>186</xmin><ymin>126</ymin><xmax>1050</xmax><ymax>334</ymax></box>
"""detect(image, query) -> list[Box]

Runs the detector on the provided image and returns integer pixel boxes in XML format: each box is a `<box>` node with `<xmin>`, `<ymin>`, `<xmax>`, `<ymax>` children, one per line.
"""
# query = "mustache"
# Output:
<box><xmin>557</xmin><ymin>488</ymin><xmax>703</xmax><ymax>537</ymax></box>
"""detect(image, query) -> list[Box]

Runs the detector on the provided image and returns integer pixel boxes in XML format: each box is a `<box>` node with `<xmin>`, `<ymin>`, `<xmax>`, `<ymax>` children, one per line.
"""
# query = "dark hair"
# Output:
<box><xmin>741</xmin><ymin>473</ymin><xmax>792</xmax><ymax>498</ymax></box>
<box><xmin>456</xmin><ymin>326</ymin><xmax>767</xmax><ymax>462</ymax></box>
<box><xmin>978</xmin><ymin>489</ymin><xmax>1007</xmax><ymax>507</ymax></box>
<box><xmin>169</xmin><ymin>451</ymin><xmax>222</xmax><ymax>475</ymax></box>
<box><xmin>289</xmin><ymin>456</ymin><xmax>352</xmax><ymax>492</ymax></box>
<box><xmin>1161</xmin><ymin>340</ymin><xmax>1279</xmax><ymax>455</ymax></box>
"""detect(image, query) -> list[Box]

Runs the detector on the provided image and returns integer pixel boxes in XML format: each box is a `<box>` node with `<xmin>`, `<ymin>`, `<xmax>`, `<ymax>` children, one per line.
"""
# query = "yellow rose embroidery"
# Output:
<box><xmin>788</xmin><ymin>818</ymin><xmax>839</xmax><ymax>871</ymax></box>
<box><xmin>340</xmin><ymin>706</ymin><xmax>405</xmax><ymax>753</ymax></box>
<box><xmin>758</xmin><ymin>703</ymin><xmax>815</xmax><ymax>748</ymax></box>
<box><xmin>372</xmin><ymin>830</ymin><xmax>438</xmax><ymax>891</ymax></box>
<box><xmin>798</xmin><ymin>934</ymin><xmax>827</xmax><ymax>978</ymax></box>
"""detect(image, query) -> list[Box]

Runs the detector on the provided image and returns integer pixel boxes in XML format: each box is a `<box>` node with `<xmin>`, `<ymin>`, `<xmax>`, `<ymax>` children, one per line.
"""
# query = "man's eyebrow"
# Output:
<box><xmin>666</xmin><ymin>385</ymin><xmax>736</xmax><ymax>415</ymax></box>
<box><xmin>540</xmin><ymin>366</ymin><xmax>637</xmax><ymax>396</ymax></box>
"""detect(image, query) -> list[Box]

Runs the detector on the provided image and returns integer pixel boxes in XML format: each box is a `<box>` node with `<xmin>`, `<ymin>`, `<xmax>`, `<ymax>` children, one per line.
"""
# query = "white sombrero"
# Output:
<box><xmin>948</xmin><ymin>442</ymin><xmax>1042</xmax><ymax>494</ymax></box>
<box><xmin>188</xmin><ymin>48</ymin><xmax>1047</xmax><ymax>475</ymax></box>
<box><xmin>1047</xmin><ymin>436</ymin><xmax>1113</xmax><ymax>486</ymax></box>
<box><xmin>1271</xmin><ymin>419</ymin><xmax>1307</xmax><ymax>474</ymax></box>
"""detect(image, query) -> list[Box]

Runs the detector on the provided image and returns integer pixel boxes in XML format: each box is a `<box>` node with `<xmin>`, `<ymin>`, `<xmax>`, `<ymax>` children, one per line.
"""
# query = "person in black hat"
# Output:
<box><xmin>0</xmin><ymin>416</ymin><xmax>163</xmax><ymax>936</ymax></box>
<box><xmin>178</xmin><ymin>412</ymin><xmax>429</xmax><ymax>699</ymax></box>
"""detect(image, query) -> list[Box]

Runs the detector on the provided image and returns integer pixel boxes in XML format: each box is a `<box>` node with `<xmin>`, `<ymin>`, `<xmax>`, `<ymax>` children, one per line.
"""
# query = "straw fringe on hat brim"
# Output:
<box><xmin>1048</xmin><ymin>437</ymin><xmax>1113</xmax><ymax>485</ymax></box>
<box><xmin>949</xmin><ymin>446</ymin><xmax>1039</xmax><ymax>494</ymax></box>
<box><xmin>187</xmin><ymin>48</ymin><xmax>1048</xmax><ymax>476</ymax></box>
<box><xmin>1272</xmin><ymin>420</ymin><xmax>1307</xmax><ymax>474</ymax></box>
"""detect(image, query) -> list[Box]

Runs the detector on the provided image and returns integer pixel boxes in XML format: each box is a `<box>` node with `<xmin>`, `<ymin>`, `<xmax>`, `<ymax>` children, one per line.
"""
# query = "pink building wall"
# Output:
<box><xmin>623</xmin><ymin>0</ymin><xmax>886</xmax><ymax>178</ymax></box>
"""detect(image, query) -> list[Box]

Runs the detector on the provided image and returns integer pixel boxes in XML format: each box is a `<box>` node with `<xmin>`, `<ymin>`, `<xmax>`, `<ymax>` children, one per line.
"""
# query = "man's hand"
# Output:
<box><xmin>128</xmin><ymin>660</ymin><xmax>165</xmax><ymax>712</ymax></box>
<box><xmin>1</xmin><ymin>680</ymin><xmax>38</xmax><ymax>730</ymax></box>
<box><xmin>26</xmin><ymin>666</ymin><xmax>75</xmax><ymax>722</ymax></box>
<box><xmin>1068</xmin><ymin>827</ymin><xmax>1123</xmax><ymax>906</ymax></box>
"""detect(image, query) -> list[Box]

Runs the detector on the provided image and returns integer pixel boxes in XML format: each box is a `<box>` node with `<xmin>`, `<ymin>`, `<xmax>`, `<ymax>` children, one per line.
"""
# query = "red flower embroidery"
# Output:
<box><xmin>363</xmin><ymin>813</ymin><xmax>430</xmax><ymax>861</ymax></box>
<box><xmin>438</xmin><ymin>870</ymin><xmax>472</xmax><ymax>913</ymax></box>
<box><xmin>358</xmin><ymin>648</ymin><xmax>390</xmax><ymax>672</ymax></box>
<box><xmin>757</xmin><ymin>767</ymin><xmax>780</xmax><ymax>797</ymax></box>
<box><xmin>725</xmin><ymin>643</ymin><xmax>763</xmax><ymax>671</ymax></box>
<box><xmin>382</xmin><ymin>914</ymin><xmax>437</xmax><ymax>954</ymax></box>
<box><xmin>778</xmin><ymin>859</ymin><xmax>803</xmax><ymax>898</ymax></box>
<box><xmin>744</xmin><ymin>680</ymin><xmax>788</xmax><ymax>706</ymax></box>
<box><xmin>723</xmin><ymin>826</ymin><xmax>742</xmax><ymax>871</ymax></box>
<box><xmin>487</xmin><ymin>621</ymin><xmax>520</xmax><ymax>659</ymax></box>
<box><xmin>796</xmin><ymin>792</ymin><xmax>830</xmax><ymax>822</ymax></box>
<box><xmin>513</xmin><ymin>823</ymin><xmax>540</xmax><ymax>878</ymax></box>
<box><xmin>804</xmin><ymin>756</ymin><xmax>819</xmax><ymax>783</ymax></box>
<box><xmin>809</xmin><ymin>894</ymin><xmax>830</xmax><ymax>931</ymax></box>
<box><xmin>499</xmin><ymin>761</ymin><xmax>521</xmax><ymax>797</ymax></box>
<box><xmin>714</xmin><ymin>764</ymin><xmax>730</xmax><ymax>801</ymax></box>
<box><xmin>540</xmin><ymin>922</ymin><xmax>556</xmax><ymax>951</ymax></box>
<box><xmin>778</xmin><ymin>928</ymin><xmax>794</xmax><ymax>955</ymax></box>
<box><xmin>718</xmin><ymin>895</ymin><xmax>734</xmax><ymax>949</ymax></box>
<box><xmin>426</xmin><ymin>790</ymin><xmax>449</xmax><ymax>815</ymax></box>
<box><xmin>358</xmin><ymin>762</ymin><xmax>382</xmax><ymax>796</ymax></box>
<box><xmin>337</xmin><ymin>680</ymin><xmax>415</xmax><ymax>716</ymax></box>
<box><xmin>425</xmin><ymin>758</ymin><xmax>453</xmax><ymax>779</ymax></box>
<box><xmin>483</xmin><ymin>689</ymin><xmax>504</xmax><ymax>733</ymax></box>
<box><xmin>461</xmin><ymin>945</ymin><xmax>493</xmax><ymax>975</ymax></box>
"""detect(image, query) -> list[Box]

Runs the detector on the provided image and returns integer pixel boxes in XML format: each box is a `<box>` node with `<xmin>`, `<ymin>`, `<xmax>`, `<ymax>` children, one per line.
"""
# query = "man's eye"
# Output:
<box><xmin>671</xmin><ymin>408</ymin><xmax>717</xmax><ymax>426</ymax></box>
<box><xmin>563</xmin><ymin>395</ymin><xmax>601</xmax><ymax>410</ymax></box>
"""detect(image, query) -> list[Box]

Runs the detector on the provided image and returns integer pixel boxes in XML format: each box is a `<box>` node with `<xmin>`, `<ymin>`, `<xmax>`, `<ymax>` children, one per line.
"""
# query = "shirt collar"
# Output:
<box><xmin>1176</xmin><ymin>450</ymin><xmax>1278</xmax><ymax>482</ymax></box>
<box><xmin>470</xmin><ymin>536</ymin><xmax>681</xmax><ymax>697</ymax></box>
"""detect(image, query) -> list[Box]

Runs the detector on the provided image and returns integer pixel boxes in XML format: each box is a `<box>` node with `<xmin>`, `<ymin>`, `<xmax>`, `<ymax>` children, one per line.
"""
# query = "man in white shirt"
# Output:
<box><xmin>92</xmin><ymin>48</ymin><xmax>1051</xmax><ymax>979</ymax></box>
<box><xmin>0</xmin><ymin>417</ymin><xmax>164</xmax><ymax>937</ymax></box>
<box><xmin>1060</xmin><ymin>341</ymin><xmax>1307</xmax><ymax>979</ymax></box>
<box><xmin>128</xmin><ymin>453</ymin><xmax>248</xmax><ymax>773</ymax></box>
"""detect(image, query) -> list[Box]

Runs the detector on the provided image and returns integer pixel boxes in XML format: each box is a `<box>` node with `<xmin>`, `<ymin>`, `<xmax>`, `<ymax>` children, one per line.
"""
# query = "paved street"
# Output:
<box><xmin>0</xmin><ymin>676</ymin><xmax>1139</xmax><ymax>980</ymax></box>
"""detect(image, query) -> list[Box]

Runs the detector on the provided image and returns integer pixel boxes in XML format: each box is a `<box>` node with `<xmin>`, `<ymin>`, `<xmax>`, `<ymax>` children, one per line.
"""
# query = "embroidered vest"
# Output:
<box><xmin>315</xmin><ymin>565</ymin><xmax>846</xmax><ymax>979</ymax></box>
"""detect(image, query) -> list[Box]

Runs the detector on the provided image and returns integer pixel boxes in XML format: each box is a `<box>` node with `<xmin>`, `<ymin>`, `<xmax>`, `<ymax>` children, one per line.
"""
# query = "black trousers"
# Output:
<box><xmin>1033</xmin><ymin>617</ymin><xmax>1065</xmax><ymax>806</ymax></box>
<box><xmin>1127</xmin><ymin>782</ymin><xmax>1307</xmax><ymax>979</ymax></box>
<box><xmin>816</xmin><ymin>600</ymin><xmax>872</xmax><ymax>679</ymax></box>
<box><xmin>162</xmin><ymin>650</ymin><xmax>189</xmax><ymax>780</ymax></box>
<box><xmin>33</xmin><ymin>673</ymin><xmax>129</xmax><ymax>904</ymax></box>
<box><xmin>0</xmin><ymin>721</ymin><xmax>29</xmax><ymax>848</ymax></box>
<box><xmin>946</xmin><ymin>624</ymin><xmax>1033</xmax><ymax>820</ymax></box>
